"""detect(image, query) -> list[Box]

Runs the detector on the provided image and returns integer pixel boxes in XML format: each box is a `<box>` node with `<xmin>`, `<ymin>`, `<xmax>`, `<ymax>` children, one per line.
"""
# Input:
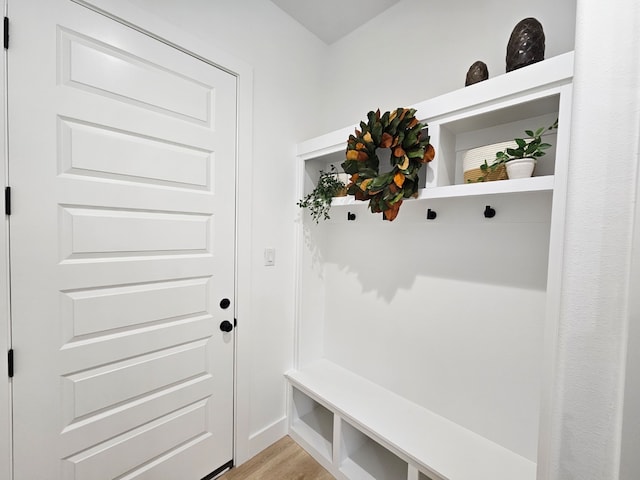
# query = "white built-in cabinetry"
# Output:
<box><xmin>287</xmin><ymin>52</ymin><xmax>573</xmax><ymax>480</ymax></box>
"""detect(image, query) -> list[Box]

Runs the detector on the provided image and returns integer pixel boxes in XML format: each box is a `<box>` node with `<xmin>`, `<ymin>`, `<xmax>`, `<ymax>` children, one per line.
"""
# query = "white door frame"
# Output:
<box><xmin>1</xmin><ymin>0</ymin><xmax>10</xmax><ymax>477</ymax></box>
<box><xmin>0</xmin><ymin>0</ymin><xmax>254</xmax><ymax>471</ymax></box>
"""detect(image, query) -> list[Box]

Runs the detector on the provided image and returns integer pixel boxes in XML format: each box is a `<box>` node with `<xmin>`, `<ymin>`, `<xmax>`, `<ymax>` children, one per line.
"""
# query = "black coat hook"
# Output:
<box><xmin>426</xmin><ymin>208</ymin><xmax>437</xmax><ymax>220</ymax></box>
<box><xmin>347</xmin><ymin>212</ymin><xmax>356</xmax><ymax>221</ymax></box>
<box><xmin>484</xmin><ymin>205</ymin><xmax>496</xmax><ymax>218</ymax></box>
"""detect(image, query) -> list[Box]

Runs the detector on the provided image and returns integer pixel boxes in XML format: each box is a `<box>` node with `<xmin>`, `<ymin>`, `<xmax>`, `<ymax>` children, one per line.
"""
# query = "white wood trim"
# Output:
<box><xmin>247</xmin><ymin>416</ymin><xmax>288</xmax><ymax>459</ymax></box>
<box><xmin>536</xmin><ymin>83</ymin><xmax>574</xmax><ymax>479</ymax></box>
<box><xmin>69</xmin><ymin>0</ymin><xmax>255</xmax><ymax>466</ymax></box>
<box><xmin>620</xmin><ymin>107</ymin><xmax>640</xmax><ymax>478</ymax></box>
<box><xmin>407</xmin><ymin>465</ymin><xmax>421</xmax><ymax>480</ymax></box>
<box><xmin>233</xmin><ymin>54</ymin><xmax>255</xmax><ymax>468</ymax></box>
<box><xmin>293</xmin><ymin>156</ymin><xmax>304</xmax><ymax>370</ymax></box>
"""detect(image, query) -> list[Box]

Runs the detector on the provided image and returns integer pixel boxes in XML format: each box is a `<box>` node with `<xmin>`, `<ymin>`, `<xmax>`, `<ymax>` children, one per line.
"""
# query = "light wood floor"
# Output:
<box><xmin>218</xmin><ymin>436</ymin><xmax>334</xmax><ymax>480</ymax></box>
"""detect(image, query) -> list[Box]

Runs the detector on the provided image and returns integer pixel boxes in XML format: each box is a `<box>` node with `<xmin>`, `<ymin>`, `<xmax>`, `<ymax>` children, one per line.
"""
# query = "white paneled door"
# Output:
<box><xmin>8</xmin><ymin>1</ymin><xmax>237</xmax><ymax>479</ymax></box>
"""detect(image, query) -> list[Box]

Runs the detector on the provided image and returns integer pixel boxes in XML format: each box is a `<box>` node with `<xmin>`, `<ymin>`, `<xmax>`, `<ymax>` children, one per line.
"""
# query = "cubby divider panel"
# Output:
<box><xmin>340</xmin><ymin>421</ymin><xmax>408</xmax><ymax>480</ymax></box>
<box><xmin>290</xmin><ymin>387</ymin><xmax>334</xmax><ymax>462</ymax></box>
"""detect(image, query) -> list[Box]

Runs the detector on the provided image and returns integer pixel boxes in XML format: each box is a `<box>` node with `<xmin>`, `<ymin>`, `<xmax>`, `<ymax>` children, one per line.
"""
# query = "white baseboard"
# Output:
<box><xmin>246</xmin><ymin>416</ymin><xmax>288</xmax><ymax>460</ymax></box>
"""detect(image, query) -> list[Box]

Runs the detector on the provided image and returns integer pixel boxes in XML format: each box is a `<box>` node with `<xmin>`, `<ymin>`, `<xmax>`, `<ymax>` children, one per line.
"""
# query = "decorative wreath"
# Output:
<box><xmin>341</xmin><ymin>108</ymin><xmax>435</xmax><ymax>221</ymax></box>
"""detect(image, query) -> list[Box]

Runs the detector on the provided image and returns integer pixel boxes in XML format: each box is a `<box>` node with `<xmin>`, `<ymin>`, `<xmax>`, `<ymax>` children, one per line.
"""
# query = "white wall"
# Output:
<box><xmin>120</xmin><ymin>0</ymin><xmax>328</xmax><ymax>460</ymax></box>
<box><xmin>319</xmin><ymin>0</ymin><xmax>577</xmax><ymax>132</ymax></box>
<box><xmin>544</xmin><ymin>1</ymin><xmax>640</xmax><ymax>478</ymax></box>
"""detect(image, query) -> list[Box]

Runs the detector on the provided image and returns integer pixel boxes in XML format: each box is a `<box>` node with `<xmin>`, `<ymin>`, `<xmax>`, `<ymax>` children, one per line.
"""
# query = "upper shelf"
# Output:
<box><xmin>297</xmin><ymin>52</ymin><xmax>574</xmax><ymax>162</ymax></box>
<box><xmin>413</xmin><ymin>51</ymin><xmax>573</xmax><ymax>124</ymax></box>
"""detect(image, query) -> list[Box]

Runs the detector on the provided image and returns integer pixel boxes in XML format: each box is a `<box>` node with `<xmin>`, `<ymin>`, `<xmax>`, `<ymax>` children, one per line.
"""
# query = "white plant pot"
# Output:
<box><xmin>506</xmin><ymin>158</ymin><xmax>536</xmax><ymax>179</ymax></box>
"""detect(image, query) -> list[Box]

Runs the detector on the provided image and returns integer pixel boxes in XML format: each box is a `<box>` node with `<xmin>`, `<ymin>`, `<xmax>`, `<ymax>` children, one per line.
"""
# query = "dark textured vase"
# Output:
<box><xmin>506</xmin><ymin>17</ymin><xmax>545</xmax><ymax>72</ymax></box>
<box><xmin>465</xmin><ymin>61</ymin><xmax>489</xmax><ymax>86</ymax></box>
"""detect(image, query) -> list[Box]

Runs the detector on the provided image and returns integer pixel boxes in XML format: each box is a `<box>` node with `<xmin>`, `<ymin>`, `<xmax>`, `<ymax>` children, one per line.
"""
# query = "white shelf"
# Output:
<box><xmin>418</xmin><ymin>175</ymin><xmax>554</xmax><ymax>199</ymax></box>
<box><xmin>413</xmin><ymin>52</ymin><xmax>573</xmax><ymax>124</ymax></box>
<box><xmin>297</xmin><ymin>125</ymin><xmax>353</xmax><ymax>161</ymax></box>
<box><xmin>287</xmin><ymin>360</ymin><xmax>537</xmax><ymax>480</ymax></box>
<box><xmin>331</xmin><ymin>175</ymin><xmax>554</xmax><ymax>207</ymax></box>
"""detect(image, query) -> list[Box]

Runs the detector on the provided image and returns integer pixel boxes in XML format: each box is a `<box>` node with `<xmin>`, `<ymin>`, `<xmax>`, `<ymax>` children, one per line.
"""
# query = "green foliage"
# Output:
<box><xmin>341</xmin><ymin>108</ymin><xmax>434</xmax><ymax>221</ymax></box>
<box><xmin>297</xmin><ymin>165</ymin><xmax>346</xmax><ymax>223</ymax></box>
<box><xmin>473</xmin><ymin>119</ymin><xmax>558</xmax><ymax>182</ymax></box>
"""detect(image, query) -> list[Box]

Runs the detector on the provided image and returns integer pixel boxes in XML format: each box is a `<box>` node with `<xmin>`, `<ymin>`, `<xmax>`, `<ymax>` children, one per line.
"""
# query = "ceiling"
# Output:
<box><xmin>270</xmin><ymin>0</ymin><xmax>402</xmax><ymax>44</ymax></box>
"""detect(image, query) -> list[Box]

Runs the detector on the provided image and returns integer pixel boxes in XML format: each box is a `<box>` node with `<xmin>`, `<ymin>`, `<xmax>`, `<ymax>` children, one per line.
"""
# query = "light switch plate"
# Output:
<box><xmin>264</xmin><ymin>248</ymin><xmax>276</xmax><ymax>266</ymax></box>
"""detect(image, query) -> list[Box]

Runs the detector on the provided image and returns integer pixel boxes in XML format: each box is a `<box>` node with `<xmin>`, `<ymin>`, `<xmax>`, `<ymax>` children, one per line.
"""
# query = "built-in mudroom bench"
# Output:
<box><xmin>287</xmin><ymin>52</ymin><xmax>574</xmax><ymax>480</ymax></box>
<box><xmin>287</xmin><ymin>360</ymin><xmax>538</xmax><ymax>480</ymax></box>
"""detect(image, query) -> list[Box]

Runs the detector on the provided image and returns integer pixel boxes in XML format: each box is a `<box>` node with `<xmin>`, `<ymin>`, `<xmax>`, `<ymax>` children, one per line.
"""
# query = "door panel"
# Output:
<box><xmin>60</xmin><ymin>207</ymin><xmax>211</xmax><ymax>256</ymax></box>
<box><xmin>9</xmin><ymin>1</ymin><xmax>237</xmax><ymax>478</ymax></box>
<box><xmin>62</xmin><ymin>33</ymin><xmax>213</xmax><ymax>123</ymax></box>
<box><xmin>62</xmin><ymin>400</ymin><xmax>211</xmax><ymax>480</ymax></box>
<box><xmin>60</xmin><ymin>119</ymin><xmax>212</xmax><ymax>189</ymax></box>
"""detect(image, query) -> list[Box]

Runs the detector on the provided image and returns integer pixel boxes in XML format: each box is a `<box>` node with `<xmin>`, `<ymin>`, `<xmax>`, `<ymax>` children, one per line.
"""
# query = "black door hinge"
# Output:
<box><xmin>3</xmin><ymin>17</ymin><xmax>8</xmax><ymax>49</ymax></box>
<box><xmin>7</xmin><ymin>349</ymin><xmax>13</xmax><ymax>378</ymax></box>
<box><xmin>4</xmin><ymin>186</ymin><xmax>10</xmax><ymax>215</ymax></box>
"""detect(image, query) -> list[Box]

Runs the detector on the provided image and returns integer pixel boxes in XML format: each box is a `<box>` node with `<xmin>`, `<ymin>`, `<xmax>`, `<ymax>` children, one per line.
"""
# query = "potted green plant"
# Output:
<box><xmin>477</xmin><ymin>119</ymin><xmax>558</xmax><ymax>181</ymax></box>
<box><xmin>297</xmin><ymin>165</ymin><xmax>347</xmax><ymax>223</ymax></box>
